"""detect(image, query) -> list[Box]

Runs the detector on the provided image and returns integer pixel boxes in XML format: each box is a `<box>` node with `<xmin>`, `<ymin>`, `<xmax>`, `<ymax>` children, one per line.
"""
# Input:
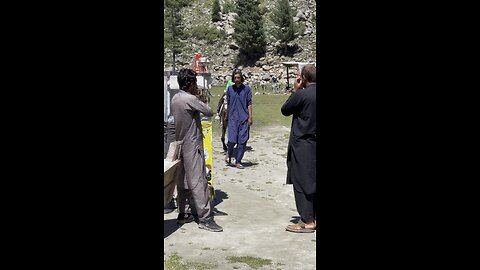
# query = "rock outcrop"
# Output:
<box><xmin>164</xmin><ymin>0</ymin><xmax>316</xmax><ymax>86</ymax></box>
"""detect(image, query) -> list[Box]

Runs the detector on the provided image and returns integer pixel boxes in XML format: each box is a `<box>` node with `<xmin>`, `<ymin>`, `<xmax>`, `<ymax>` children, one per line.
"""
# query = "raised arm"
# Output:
<box><xmin>281</xmin><ymin>92</ymin><xmax>301</xmax><ymax>116</ymax></box>
<box><xmin>188</xmin><ymin>96</ymin><xmax>214</xmax><ymax>117</ymax></box>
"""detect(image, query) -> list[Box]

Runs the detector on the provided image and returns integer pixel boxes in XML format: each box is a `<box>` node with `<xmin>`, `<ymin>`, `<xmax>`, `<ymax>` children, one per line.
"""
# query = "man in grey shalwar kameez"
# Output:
<box><xmin>171</xmin><ymin>68</ymin><xmax>223</xmax><ymax>232</ymax></box>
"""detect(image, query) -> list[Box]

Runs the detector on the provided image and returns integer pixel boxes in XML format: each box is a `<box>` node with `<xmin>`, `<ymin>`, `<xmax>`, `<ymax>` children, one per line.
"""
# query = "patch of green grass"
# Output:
<box><xmin>201</xmin><ymin>247</ymin><xmax>211</xmax><ymax>250</ymax></box>
<box><xmin>165</xmin><ymin>254</ymin><xmax>187</xmax><ymax>270</ymax></box>
<box><xmin>189</xmin><ymin>262</ymin><xmax>217</xmax><ymax>270</ymax></box>
<box><xmin>165</xmin><ymin>253</ymin><xmax>217</xmax><ymax>270</ymax></box>
<box><xmin>209</xmin><ymin>86</ymin><xmax>292</xmax><ymax>136</ymax></box>
<box><xmin>265</xmin><ymin>181</ymin><xmax>272</xmax><ymax>184</ymax></box>
<box><xmin>226</xmin><ymin>256</ymin><xmax>272</xmax><ymax>269</ymax></box>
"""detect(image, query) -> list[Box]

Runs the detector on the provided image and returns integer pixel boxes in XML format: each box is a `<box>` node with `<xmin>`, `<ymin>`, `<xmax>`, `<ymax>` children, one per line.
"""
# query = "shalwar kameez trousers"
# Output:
<box><xmin>281</xmin><ymin>83</ymin><xmax>317</xmax><ymax>224</ymax></box>
<box><xmin>226</xmin><ymin>84</ymin><xmax>252</xmax><ymax>165</ymax></box>
<box><xmin>171</xmin><ymin>90</ymin><xmax>214</xmax><ymax>224</ymax></box>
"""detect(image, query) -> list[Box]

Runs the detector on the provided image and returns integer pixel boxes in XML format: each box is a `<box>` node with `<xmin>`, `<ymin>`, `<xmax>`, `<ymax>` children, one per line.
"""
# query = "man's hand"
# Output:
<box><xmin>293</xmin><ymin>77</ymin><xmax>303</xmax><ymax>92</ymax></box>
<box><xmin>196</xmin><ymin>95</ymin><xmax>208</xmax><ymax>103</ymax></box>
<box><xmin>248</xmin><ymin>117</ymin><xmax>253</xmax><ymax>127</ymax></box>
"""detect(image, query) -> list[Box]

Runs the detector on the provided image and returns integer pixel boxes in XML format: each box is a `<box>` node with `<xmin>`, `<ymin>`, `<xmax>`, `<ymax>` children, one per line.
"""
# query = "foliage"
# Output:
<box><xmin>232</xmin><ymin>0</ymin><xmax>267</xmax><ymax>65</ymax></box>
<box><xmin>212</xmin><ymin>0</ymin><xmax>221</xmax><ymax>22</ymax></box>
<box><xmin>270</xmin><ymin>0</ymin><xmax>297</xmax><ymax>55</ymax></box>
<box><xmin>259</xmin><ymin>1</ymin><xmax>267</xmax><ymax>15</ymax></box>
<box><xmin>164</xmin><ymin>0</ymin><xmax>192</xmax><ymax>56</ymax></box>
<box><xmin>189</xmin><ymin>25</ymin><xmax>226</xmax><ymax>43</ymax></box>
<box><xmin>223</xmin><ymin>0</ymin><xmax>235</xmax><ymax>14</ymax></box>
<box><xmin>297</xmin><ymin>22</ymin><xmax>306</xmax><ymax>36</ymax></box>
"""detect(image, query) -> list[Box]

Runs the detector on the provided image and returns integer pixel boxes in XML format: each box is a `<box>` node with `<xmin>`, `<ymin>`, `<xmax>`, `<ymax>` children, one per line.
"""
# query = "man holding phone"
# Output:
<box><xmin>281</xmin><ymin>64</ymin><xmax>317</xmax><ymax>233</ymax></box>
<box><xmin>171</xmin><ymin>68</ymin><xmax>223</xmax><ymax>232</ymax></box>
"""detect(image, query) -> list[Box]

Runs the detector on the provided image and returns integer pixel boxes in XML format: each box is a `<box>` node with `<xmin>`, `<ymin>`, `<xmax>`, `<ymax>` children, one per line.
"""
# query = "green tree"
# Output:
<box><xmin>212</xmin><ymin>0</ymin><xmax>221</xmax><ymax>22</ymax></box>
<box><xmin>232</xmin><ymin>0</ymin><xmax>267</xmax><ymax>64</ymax></box>
<box><xmin>223</xmin><ymin>0</ymin><xmax>235</xmax><ymax>14</ymax></box>
<box><xmin>270</xmin><ymin>0</ymin><xmax>297</xmax><ymax>55</ymax></box>
<box><xmin>164</xmin><ymin>0</ymin><xmax>191</xmax><ymax>67</ymax></box>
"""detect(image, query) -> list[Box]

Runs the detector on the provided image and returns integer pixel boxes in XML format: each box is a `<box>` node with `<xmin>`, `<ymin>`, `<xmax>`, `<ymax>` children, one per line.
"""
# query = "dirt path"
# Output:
<box><xmin>164</xmin><ymin>125</ymin><xmax>316</xmax><ymax>270</ymax></box>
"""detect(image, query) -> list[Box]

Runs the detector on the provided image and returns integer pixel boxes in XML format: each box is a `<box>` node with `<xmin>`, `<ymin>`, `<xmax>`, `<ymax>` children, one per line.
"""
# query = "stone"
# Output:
<box><xmin>227</xmin><ymin>12</ymin><xmax>237</xmax><ymax>21</ymax></box>
<box><xmin>296</xmin><ymin>10</ymin><xmax>307</xmax><ymax>21</ymax></box>
<box><xmin>229</xmin><ymin>42</ymin><xmax>239</xmax><ymax>50</ymax></box>
<box><xmin>225</xmin><ymin>26</ymin><xmax>235</xmax><ymax>35</ymax></box>
<box><xmin>262</xmin><ymin>65</ymin><xmax>272</xmax><ymax>71</ymax></box>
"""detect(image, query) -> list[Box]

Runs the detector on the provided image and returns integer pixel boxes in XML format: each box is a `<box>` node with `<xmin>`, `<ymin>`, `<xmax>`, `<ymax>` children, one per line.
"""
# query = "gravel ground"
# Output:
<box><xmin>164</xmin><ymin>126</ymin><xmax>316</xmax><ymax>270</ymax></box>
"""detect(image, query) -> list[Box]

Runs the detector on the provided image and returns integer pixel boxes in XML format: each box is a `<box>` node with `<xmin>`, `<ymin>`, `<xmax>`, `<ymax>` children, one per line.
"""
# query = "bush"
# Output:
<box><xmin>212</xmin><ymin>0</ymin><xmax>221</xmax><ymax>22</ymax></box>
<box><xmin>190</xmin><ymin>25</ymin><xmax>226</xmax><ymax>43</ymax></box>
<box><xmin>223</xmin><ymin>0</ymin><xmax>235</xmax><ymax>14</ymax></box>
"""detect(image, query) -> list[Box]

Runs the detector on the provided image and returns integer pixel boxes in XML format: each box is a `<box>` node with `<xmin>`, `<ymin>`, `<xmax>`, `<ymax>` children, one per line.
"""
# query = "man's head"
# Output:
<box><xmin>177</xmin><ymin>68</ymin><xmax>198</xmax><ymax>94</ymax></box>
<box><xmin>232</xmin><ymin>68</ymin><xmax>244</xmax><ymax>86</ymax></box>
<box><xmin>301</xmin><ymin>64</ymin><xmax>316</xmax><ymax>84</ymax></box>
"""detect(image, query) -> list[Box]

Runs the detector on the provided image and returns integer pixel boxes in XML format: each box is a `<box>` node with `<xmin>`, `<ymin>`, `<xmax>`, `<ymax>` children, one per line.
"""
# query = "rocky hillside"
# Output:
<box><xmin>164</xmin><ymin>0</ymin><xmax>316</xmax><ymax>86</ymax></box>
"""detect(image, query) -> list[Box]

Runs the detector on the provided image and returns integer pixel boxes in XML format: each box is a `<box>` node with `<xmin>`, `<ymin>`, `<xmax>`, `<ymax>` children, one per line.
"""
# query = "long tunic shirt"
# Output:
<box><xmin>281</xmin><ymin>83</ymin><xmax>316</xmax><ymax>194</ymax></box>
<box><xmin>171</xmin><ymin>90</ymin><xmax>213</xmax><ymax>188</ymax></box>
<box><xmin>226</xmin><ymin>84</ymin><xmax>252</xmax><ymax>144</ymax></box>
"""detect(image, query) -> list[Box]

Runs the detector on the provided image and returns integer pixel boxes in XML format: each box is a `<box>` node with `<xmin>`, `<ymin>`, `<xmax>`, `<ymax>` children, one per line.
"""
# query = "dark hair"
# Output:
<box><xmin>177</xmin><ymin>69</ymin><xmax>197</xmax><ymax>90</ymax></box>
<box><xmin>301</xmin><ymin>64</ymin><xmax>316</xmax><ymax>83</ymax></box>
<box><xmin>231</xmin><ymin>68</ymin><xmax>244</xmax><ymax>83</ymax></box>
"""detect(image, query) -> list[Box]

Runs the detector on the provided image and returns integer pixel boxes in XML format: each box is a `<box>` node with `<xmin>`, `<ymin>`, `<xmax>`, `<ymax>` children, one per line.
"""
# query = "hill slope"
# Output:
<box><xmin>164</xmin><ymin>0</ymin><xmax>316</xmax><ymax>86</ymax></box>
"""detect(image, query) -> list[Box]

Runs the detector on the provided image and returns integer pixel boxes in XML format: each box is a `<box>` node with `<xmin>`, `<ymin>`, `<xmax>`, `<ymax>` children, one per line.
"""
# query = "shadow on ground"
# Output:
<box><xmin>164</xmin><ymin>219</ymin><xmax>181</xmax><ymax>239</ymax></box>
<box><xmin>212</xmin><ymin>189</ymin><xmax>229</xmax><ymax>216</ymax></box>
<box><xmin>221</xmin><ymin>146</ymin><xmax>254</xmax><ymax>157</ymax></box>
<box><xmin>239</xmin><ymin>162</ymin><xmax>258</xmax><ymax>167</ymax></box>
<box><xmin>212</xmin><ymin>189</ymin><xmax>229</xmax><ymax>207</ymax></box>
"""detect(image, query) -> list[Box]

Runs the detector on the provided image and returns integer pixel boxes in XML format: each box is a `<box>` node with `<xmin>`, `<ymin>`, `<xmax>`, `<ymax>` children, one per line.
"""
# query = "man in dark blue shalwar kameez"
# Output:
<box><xmin>225</xmin><ymin>69</ymin><xmax>252</xmax><ymax>169</ymax></box>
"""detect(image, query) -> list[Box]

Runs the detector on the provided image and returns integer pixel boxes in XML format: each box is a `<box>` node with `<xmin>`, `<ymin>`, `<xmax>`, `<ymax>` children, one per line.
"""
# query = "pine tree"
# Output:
<box><xmin>232</xmin><ymin>0</ymin><xmax>267</xmax><ymax>64</ymax></box>
<box><xmin>164</xmin><ymin>0</ymin><xmax>191</xmax><ymax>68</ymax></box>
<box><xmin>212</xmin><ymin>0</ymin><xmax>221</xmax><ymax>22</ymax></box>
<box><xmin>270</xmin><ymin>0</ymin><xmax>297</xmax><ymax>55</ymax></box>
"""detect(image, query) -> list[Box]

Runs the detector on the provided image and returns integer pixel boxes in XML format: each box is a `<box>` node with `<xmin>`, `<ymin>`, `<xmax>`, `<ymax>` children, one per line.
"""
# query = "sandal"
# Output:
<box><xmin>235</xmin><ymin>163</ymin><xmax>244</xmax><ymax>169</ymax></box>
<box><xmin>285</xmin><ymin>223</ymin><xmax>315</xmax><ymax>233</ymax></box>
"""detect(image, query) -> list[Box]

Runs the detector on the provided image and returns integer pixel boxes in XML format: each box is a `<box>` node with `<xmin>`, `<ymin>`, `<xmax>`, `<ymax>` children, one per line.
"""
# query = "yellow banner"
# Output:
<box><xmin>202</xmin><ymin>121</ymin><xmax>213</xmax><ymax>188</ymax></box>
